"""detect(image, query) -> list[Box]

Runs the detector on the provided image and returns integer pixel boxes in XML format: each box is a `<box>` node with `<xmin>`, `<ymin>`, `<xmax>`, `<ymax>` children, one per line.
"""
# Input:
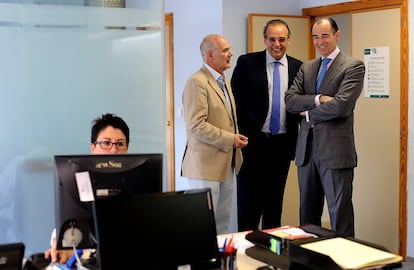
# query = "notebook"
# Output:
<box><xmin>0</xmin><ymin>242</ymin><xmax>25</xmax><ymax>270</ymax></box>
<box><xmin>92</xmin><ymin>188</ymin><xmax>221</xmax><ymax>270</ymax></box>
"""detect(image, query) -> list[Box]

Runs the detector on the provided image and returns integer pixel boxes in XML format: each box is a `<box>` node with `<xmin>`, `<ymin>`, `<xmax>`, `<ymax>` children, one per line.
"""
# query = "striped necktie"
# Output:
<box><xmin>217</xmin><ymin>75</ymin><xmax>233</xmax><ymax>115</ymax></box>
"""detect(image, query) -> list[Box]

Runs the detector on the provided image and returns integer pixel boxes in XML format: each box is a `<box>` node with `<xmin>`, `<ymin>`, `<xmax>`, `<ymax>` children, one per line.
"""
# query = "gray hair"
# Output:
<box><xmin>200</xmin><ymin>34</ymin><xmax>221</xmax><ymax>62</ymax></box>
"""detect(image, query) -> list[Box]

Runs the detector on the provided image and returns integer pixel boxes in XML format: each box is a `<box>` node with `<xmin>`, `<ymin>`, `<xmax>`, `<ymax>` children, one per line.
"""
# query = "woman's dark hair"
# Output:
<box><xmin>90</xmin><ymin>113</ymin><xmax>130</xmax><ymax>143</ymax></box>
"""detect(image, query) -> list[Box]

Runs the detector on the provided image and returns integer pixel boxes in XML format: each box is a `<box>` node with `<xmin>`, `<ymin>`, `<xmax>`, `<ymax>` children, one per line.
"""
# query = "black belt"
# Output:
<box><xmin>261</xmin><ymin>132</ymin><xmax>286</xmax><ymax>138</ymax></box>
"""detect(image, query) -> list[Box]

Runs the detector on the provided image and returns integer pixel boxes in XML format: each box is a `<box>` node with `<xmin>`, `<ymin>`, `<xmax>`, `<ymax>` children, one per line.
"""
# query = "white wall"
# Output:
<box><xmin>301</xmin><ymin>0</ymin><xmax>356</xmax><ymax>8</ymax></box>
<box><xmin>164</xmin><ymin>0</ymin><xmax>223</xmax><ymax>192</ymax></box>
<box><xmin>223</xmin><ymin>0</ymin><xmax>302</xmax><ymax>76</ymax></box>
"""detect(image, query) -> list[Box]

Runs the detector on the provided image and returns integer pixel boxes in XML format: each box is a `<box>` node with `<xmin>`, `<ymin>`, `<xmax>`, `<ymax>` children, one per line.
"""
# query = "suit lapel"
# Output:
<box><xmin>310</xmin><ymin>59</ymin><xmax>320</xmax><ymax>94</ymax></box>
<box><xmin>257</xmin><ymin>51</ymin><xmax>268</xmax><ymax>92</ymax></box>
<box><xmin>201</xmin><ymin>66</ymin><xmax>226</xmax><ymax>99</ymax></box>
<box><xmin>201</xmin><ymin>66</ymin><xmax>234</xmax><ymax>119</ymax></box>
<box><xmin>318</xmin><ymin>52</ymin><xmax>344</xmax><ymax>92</ymax></box>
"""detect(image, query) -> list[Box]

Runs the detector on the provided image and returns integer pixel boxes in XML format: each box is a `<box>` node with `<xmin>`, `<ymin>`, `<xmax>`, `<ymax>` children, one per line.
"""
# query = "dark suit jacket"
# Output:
<box><xmin>285</xmin><ymin>51</ymin><xmax>366</xmax><ymax>168</ymax></box>
<box><xmin>231</xmin><ymin>50</ymin><xmax>302</xmax><ymax>160</ymax></box>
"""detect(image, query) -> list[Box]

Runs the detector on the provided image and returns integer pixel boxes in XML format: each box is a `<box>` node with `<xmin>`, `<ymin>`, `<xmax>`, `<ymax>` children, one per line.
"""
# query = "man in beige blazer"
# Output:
<box><xmin>181</xmin><ymin>34</ymin><xmax>248</xmax><ymax>234</ymax></box>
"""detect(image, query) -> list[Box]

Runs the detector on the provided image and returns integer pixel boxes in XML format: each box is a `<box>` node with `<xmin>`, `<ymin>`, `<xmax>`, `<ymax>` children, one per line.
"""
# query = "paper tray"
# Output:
<box><xmin>245</xmin><ymin>245</ymin><xmax>291</xmax><ymax>269</ymax></box>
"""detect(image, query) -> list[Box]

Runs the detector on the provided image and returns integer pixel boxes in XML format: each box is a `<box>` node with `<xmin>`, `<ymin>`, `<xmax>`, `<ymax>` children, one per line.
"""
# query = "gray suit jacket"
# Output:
<box><xmin>181</xmin><ymin>66</ymin><xmax>243</xmax><ymax>181</ymax></box>
<box><xmin>285</xmin><ymin>51</ymin><xmax>366</xmax><ymax>169</ymax></box>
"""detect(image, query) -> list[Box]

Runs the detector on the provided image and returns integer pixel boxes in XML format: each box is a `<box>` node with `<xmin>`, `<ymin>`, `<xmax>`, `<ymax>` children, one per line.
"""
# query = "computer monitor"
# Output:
<box><xmin>92</xmin><ymin>188</ymin><xmax>220</xmax><ymax>270</ymax></box>
<box><xmin>0</xmin><ymin>242</ymin><xmax>25</xmax><ymax>270</ymax></box>
<box><xmin>54</xmin><ymin>153</ymin><xmax>163</xmax><ymax>250</ymax></box>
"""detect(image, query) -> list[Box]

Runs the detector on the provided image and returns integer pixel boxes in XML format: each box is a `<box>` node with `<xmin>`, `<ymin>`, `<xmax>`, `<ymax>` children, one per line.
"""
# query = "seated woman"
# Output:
<box><xmin>44</xmin><ymin>113</ymin><xmax>130</xmax><ymax>264</ymax></box>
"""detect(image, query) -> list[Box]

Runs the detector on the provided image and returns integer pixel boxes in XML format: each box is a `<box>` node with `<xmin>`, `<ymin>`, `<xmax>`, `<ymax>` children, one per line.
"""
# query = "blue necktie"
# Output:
<box><xmin>316</xmin><ymin>58</ymin><xmax>331</xmax><ymax>94</ymax></box>
<box><xmin>270</xmin><ymin>61</ymin><xmax>280</xmax><ymax>135</ymax></box>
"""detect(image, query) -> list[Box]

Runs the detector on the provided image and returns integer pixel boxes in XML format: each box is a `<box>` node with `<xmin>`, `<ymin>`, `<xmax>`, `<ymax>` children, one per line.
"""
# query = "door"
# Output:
<box><xmin>352</xmin><ymin>8</ymin><xmax>401</xmax><ymax>253</ymax></box>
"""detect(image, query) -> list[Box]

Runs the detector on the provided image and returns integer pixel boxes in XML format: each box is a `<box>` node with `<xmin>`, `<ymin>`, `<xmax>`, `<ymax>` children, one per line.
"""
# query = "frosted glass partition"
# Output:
<box><xmin>0</xmin><ymin>3</ymin><xmax>164</xmax><ymax>255</ymax></box>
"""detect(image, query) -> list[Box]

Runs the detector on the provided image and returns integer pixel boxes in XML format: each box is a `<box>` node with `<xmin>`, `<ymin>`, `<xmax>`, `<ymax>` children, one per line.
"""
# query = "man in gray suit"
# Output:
<box><xmin>181</xmin><ymin>34</ymin><xmax>248</xmax><ymax>234</ymax></box>
<box><xmin>285</xmin><ymin>17</ymin><xmax>365</xmax><ymax>237</ymax></box>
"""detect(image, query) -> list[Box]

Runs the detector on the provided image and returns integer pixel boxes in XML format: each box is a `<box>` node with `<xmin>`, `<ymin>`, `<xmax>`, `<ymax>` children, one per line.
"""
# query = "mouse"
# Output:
<box><xmin>24</xmin><ymin>252</ymin><xmax>52</xmax><ymax>270</ymax></box>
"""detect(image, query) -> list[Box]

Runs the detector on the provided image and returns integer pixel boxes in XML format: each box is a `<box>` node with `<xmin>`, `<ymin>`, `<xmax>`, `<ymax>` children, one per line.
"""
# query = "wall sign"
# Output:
<box><xmin>363</xmin><ymin>47</ymin><xmax>389</xmax><ymax>98</ymax></box>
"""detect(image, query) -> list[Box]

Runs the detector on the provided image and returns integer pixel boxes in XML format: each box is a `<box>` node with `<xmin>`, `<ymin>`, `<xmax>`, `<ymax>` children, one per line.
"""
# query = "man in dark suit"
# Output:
<box><xmin>285</xmin><ymin>17</ymin><xmax>366</xmax><ymax>237</ymax></box>
<box><xmin>231</xmin><ymin>19</ymin><xmax>302</xmax><ymax>231</ymax></box>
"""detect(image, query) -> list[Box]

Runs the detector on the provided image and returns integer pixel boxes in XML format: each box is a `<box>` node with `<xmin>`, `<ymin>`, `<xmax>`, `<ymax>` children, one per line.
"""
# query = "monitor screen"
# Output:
<box><xmin>54</xmin><ymin>153</ymin><xmax>163</xmax><ymax>250</ymax></box>
<box><xmin>92</xmin><ymin>188</ymin><xmax>220</xmax><ymax>270</ymax></box>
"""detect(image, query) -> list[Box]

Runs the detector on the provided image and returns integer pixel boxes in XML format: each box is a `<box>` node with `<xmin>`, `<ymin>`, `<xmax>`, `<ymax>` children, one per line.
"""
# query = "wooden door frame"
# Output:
<box><xmin>302</xmin><ymin>0</ymin><xmax>408</xmax><ymax>258</ymax></box>
<box><xmin>165</xmin><ymin>13</ymin><xmax>175</xmax><ymax>191</ymax></box>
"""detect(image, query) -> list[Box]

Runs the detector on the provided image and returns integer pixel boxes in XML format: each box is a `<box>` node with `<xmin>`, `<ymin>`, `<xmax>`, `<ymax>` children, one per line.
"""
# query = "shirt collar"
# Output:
<box><xmin>266</xmin><ymin>50</ymin><xmax>288</xmax><ymax>66</ymax></box>
<box><xmin>204</xmin><ymin>63</ymin><xmax>223</xmax><ymax>81</ymax></box>
<box><xmin>322</xmin><ymin>46</ymin><xmax>340</xmax><ymax>61</ymax></box>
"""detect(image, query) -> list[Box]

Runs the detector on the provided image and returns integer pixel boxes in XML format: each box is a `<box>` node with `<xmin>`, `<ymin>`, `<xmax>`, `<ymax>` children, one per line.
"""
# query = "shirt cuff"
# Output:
<box><xmin>315</xmin><ymin>94</ymin><xmax>321</xmax><ymax>106</ymax></box>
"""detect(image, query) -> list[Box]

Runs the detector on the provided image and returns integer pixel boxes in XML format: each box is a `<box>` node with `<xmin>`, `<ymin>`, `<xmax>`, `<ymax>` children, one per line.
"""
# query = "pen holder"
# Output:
<box><xmin>219</xmin><ymin>248</ymin><xmax>237</xmax><ymax>270</ymax></box>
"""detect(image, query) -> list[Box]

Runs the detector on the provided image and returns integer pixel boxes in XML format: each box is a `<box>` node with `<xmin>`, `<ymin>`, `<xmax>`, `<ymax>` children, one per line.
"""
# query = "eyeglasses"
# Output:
<box><xmin>267</xmin><ymin>37</ymin><xmax>288</xmax><ymax>44</ymax></box>
<box><xmin>94</xmin><ymin>140</ymin><xmax>128</xmax><ymax>150</ymax></box>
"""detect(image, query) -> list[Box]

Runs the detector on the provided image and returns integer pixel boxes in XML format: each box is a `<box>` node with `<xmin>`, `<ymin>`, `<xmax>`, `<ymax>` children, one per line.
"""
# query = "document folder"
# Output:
<box><xmin>289</xmin><ymin>236</ymin><xmax>403</xmax><ymax>270</ymax></box>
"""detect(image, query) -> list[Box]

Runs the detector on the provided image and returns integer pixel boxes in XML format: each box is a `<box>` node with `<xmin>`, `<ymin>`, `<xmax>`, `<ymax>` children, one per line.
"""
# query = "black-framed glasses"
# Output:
<box><xmin>94</xmin><ymin>140</ymin><xmax>128</xmax><ymax>150</ymax></box>
<box><xmin>267</xmin><ymin>37</ymin><xmax>288</xmax><ymax>44</ymax></box>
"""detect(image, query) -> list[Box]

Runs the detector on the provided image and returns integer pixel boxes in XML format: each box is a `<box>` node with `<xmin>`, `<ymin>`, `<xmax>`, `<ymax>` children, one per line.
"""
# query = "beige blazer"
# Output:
<box><xmin>181</xmin><ymin>66</ymin><xmax>243</xmax><ymax>181</ymax></box>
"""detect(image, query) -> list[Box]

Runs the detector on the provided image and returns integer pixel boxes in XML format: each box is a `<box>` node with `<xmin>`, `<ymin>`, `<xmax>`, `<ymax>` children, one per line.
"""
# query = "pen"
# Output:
<box><xmin>66</xmin><ymin>249</ymin><xmax>83</xmax><ymax>268</ymax></box>
<box><xmin>225</xmin><ymin>236</ymin><xmax>234</xmax><ymax>252</ymax></box>
<box><xmin>222</xmin><ymin>237</ymin><xmax>228</xmax><ymax>251</ymax></box>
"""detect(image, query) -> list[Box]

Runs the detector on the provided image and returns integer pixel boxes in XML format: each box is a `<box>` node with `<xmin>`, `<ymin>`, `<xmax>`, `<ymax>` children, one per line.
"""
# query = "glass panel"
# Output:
<box><xmin>0</xmin><ymin>2</ymin><xmax>164</xmax><ymax>255</ymax></box>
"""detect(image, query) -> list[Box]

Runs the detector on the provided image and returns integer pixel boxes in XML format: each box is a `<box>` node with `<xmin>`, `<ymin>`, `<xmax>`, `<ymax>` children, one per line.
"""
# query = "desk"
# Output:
<box><xmin>218</xmin><ymin>231</ymin><xmax>413</xmax><ymax>270</ymax></box>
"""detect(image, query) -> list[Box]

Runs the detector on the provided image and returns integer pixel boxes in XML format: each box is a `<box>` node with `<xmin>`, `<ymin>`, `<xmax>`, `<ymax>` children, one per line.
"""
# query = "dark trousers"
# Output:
<box><xmin>237</xmin><ymin>132</ymin><xmax>291</xmax><ymax>231</ymax></box>
<box><xmin>298</xmin><ymin>129</ymin><xmax>355</xmax><ymax>237</ymax></box>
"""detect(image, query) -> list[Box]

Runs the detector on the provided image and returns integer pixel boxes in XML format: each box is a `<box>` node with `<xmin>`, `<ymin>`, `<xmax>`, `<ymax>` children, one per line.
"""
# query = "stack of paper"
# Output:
<box><xmin>300</xmin><ymin>237</ymin><xmax>403</xmax><ymax>269</ymax></box>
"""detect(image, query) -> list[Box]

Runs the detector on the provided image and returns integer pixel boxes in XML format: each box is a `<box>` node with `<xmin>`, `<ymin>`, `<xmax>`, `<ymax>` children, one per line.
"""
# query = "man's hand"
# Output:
<box><xmin>233</xmin><ymin>134</ymin><xmax>248</xmax><ymax>148</ymax></box>
<box><xmin>320</xmin><ymin>95</ymin><xmax>334</xmax><ymax>104</ymax></box>
<box><xmin>298</xmin><ymin>95</ymin><xmax>334</xmax><ymax>118</ymax></box>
